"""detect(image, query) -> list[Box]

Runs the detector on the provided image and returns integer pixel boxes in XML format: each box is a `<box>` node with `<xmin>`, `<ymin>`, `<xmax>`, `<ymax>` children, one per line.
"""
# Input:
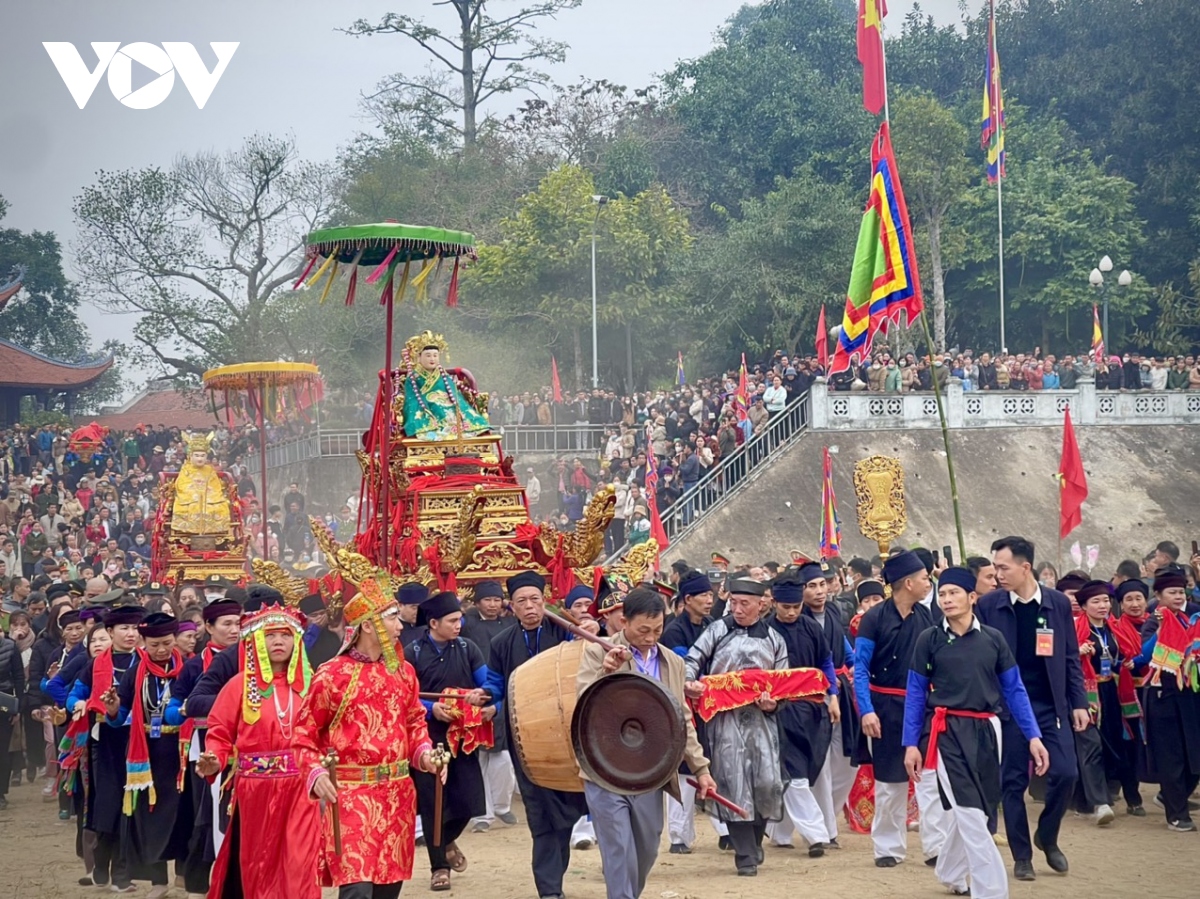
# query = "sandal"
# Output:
<box><xmin>445</xmin><ymin>841</ymin><xmax>468</xmax><ymax>872</ymax></box>
<box><xmin>431</xmin><ymin>870</ymin><xmax>451</xmax><ymax>891</ymax></box>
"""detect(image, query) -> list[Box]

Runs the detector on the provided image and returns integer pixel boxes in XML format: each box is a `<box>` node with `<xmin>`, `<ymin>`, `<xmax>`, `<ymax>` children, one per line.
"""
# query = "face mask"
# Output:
<box><xmin>205</xmin><ymin>591</ymin><xmax>225</xmax><ymax>603</ymax></box>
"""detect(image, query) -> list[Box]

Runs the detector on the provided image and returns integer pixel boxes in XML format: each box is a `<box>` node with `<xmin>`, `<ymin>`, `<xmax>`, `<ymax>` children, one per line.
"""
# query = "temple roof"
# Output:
<box><xmin>0</xmin><ymin>338</ymin><xmax>114</xmax><ymax>390</ymax></box>
<box><xmin>92</xmin><ymin>382</ymin><xmax>216</xmax><ymax>431</ymax></box>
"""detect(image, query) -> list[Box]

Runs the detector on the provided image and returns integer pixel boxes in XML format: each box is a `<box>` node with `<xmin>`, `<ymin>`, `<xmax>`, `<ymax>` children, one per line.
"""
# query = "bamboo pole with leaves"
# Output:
<box><xmin>916</xmin><ymin>311</ymin><xmax>966</xmax><ymax>562</ymax></box>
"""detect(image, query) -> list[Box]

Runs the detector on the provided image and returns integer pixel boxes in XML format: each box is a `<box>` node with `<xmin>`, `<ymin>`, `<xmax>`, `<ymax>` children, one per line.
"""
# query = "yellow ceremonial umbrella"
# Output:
<box><xmin>202</xmin><ymin>361</ymin><xmax>322</xmax><ymax>512</ymax></box>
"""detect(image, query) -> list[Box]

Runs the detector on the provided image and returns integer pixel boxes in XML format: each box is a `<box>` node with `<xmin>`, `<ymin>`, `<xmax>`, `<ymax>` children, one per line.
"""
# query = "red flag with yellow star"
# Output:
<box><xmin>1057</xmin><ymin>409</ymin><xmax>1087</xmax><ymax>539</ymax></box>
<box><xmin>858</xmin><ymin>0</ymin><xmax>887</xmax><ymax>115</ymax></box>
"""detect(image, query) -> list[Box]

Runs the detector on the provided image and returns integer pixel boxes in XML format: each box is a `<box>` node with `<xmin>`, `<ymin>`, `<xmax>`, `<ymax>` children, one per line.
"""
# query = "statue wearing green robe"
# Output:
<box><xmin>399</xmin><ymin>345</ymin><xmax>490</xmax><ymax>441</ymax></box>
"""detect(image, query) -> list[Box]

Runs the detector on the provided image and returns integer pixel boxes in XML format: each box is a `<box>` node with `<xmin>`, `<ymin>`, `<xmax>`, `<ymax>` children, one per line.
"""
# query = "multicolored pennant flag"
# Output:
<box><xmin>857</xmin><ymin>0</ymin><xmax>887</xmax><ymax>115</ymax></box>
<box><xmin>1057</xmin><ymin>408</ymin><xmax>1088</xmax><ymax>539</ymax></box>
<box><xmin>819</xmin><ymin>447</ymin><xmax>841</xmax><ymax>559</ymax></box>
<box><xmin>677</xmin><ymin>351</ymin><xmax>686</xmax><ymax>387</ymax></box>
<box><xmin>1091</xmin><ymin>304</ymin><xmax>1105</xmax><ymax>362</ymax></box>
<box><xmin>981</xmin><ymin>6</ymin><xmax>1006</xmax><ymax>183</ymax></box>
<box><xmin>830</xmin><ymin>122</ymin><xmax>924</xmax><ymax>374</ymax></box>
<box><xmin>551</xmin><ymin>356</ymin><xmax>563</xmax><ymax>403</ymax></box>
<box><xmin>816</xmin><ymin>305</ymin><xmax>829</xmax><ymax>373</ymax></box>
<box><xmin>734</xmin><ymin>353</ymin><xmax>749</xmax><ymax>421</ymax></box>
<box><xmin>644</xmin><ymin>450</ymin><xmax>670</xmax><ymax>554</ymax></box>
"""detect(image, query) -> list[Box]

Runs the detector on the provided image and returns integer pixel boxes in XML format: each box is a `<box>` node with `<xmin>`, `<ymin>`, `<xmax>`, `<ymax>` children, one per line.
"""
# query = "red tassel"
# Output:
<box><xmin>345</xmin><ymin>265</ymin><xmax>359</xmax><ymax>306</ymax></box>
<box><xmin>367</xmin><ymin>244</ymin><xmax>399</xmax><ymax>284</ymax></box>
<box><xmin>292</xmin><ymin>253</ymin><xmax>317</xmax><ymax>289</ymax></box>
<box><xmin>446</xmin><ymin>257</ymin><xmax>460</xmax><ymax>308</ymax></box>
<box><xmin>380</xmin><ymin>270</ymin><xmax>394</xmax><ymax>307</ymax></box>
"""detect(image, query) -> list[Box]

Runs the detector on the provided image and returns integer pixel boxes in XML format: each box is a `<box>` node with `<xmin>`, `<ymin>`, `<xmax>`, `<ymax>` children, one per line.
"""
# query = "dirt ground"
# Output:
<box><xmin>0</xmin><ymin>778</ymin><xmax>1192</xmax><ymax>899</ymax></box>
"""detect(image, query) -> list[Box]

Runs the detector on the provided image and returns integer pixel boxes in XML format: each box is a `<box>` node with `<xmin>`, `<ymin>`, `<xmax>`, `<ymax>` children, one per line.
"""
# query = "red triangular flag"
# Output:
<box><xmin>816</xmin><ymin>305</ymin><xmax>829</xmax><ymax>372</ymax></box>
<box><xmin>1057</xmin><ymin>409</ymin><xmax>1088</xmax><ymax>539</ymax></box>
<box><xmin>551</xmin><ymin>356</ymin><xmax>563</xmax><ymax>404</ymax></box>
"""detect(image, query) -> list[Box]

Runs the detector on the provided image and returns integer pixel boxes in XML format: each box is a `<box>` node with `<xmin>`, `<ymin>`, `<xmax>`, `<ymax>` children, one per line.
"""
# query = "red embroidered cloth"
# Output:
<box><xmin>694</xmin><ymin>667</ymin><xmax>829</xmax><ymax>722</ymax></box>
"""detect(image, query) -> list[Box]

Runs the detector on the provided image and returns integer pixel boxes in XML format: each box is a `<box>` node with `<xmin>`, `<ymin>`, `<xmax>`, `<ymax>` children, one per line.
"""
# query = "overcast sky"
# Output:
<box><xmin>0</xmin><ymin>0</ymin><xmax>961</xmax><ymax>388</ymax></box>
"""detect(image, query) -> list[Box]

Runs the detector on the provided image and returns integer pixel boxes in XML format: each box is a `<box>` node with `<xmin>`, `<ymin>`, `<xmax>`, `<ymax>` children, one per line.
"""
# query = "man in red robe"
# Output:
<box><xmin>197</xmin><ymin>602</ymin><xmax>320</xmax><ymax>899</ymax></box>
<box><xmin>293</xmin><ymin>573</ymin><xmax>443</xmax><ymax>899</ymax></box>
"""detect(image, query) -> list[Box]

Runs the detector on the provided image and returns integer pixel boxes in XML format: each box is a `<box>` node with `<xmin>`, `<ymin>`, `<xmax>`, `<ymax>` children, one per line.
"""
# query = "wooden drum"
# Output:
<box><xmin>507</xmin><ymin>639</ymin><xmax>586</xmax><ymax>792</ymax></box>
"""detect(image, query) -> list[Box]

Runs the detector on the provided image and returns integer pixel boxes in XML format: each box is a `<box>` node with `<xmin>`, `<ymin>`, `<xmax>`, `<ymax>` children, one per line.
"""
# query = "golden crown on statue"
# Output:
<box><xmin>184</xmin><ymin>431</ymin><xmax>215</xmax><ymax>455</ymax></box>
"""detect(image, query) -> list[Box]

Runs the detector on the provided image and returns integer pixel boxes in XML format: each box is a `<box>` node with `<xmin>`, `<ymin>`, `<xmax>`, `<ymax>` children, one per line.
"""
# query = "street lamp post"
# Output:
<box><xmin>1089</xmin><ymin>254</ymin><xmax>1132</xmax><ymax>354</ymax></box>
<box><xmin>590</xmin><ymin>195</ymin><xmax>608</xmax><ymax>389</ymax></box>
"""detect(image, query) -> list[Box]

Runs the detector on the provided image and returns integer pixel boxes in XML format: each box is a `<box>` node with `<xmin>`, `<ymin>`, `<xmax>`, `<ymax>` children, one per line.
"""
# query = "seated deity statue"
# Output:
<box><xmin>171</xmin><ymin>432</ymin><xmax>233</xmax><ymax>538</ymax></box>
<box><xmin>397</xmin><ymin>331</ymin><xmax>490</xmax><ymax>441</ymax></box>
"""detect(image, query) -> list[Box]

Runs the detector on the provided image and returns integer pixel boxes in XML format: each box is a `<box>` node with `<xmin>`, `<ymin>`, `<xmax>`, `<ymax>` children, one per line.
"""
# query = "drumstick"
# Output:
<box><xmin>686</xmin><ymin>777</ymin><xmax>751</xmax><ymax>819</ymax></box>
<box><xmin>542</xmin><ymin>606</ymin><xmax>620</xmax><ymax>653</ymax></box>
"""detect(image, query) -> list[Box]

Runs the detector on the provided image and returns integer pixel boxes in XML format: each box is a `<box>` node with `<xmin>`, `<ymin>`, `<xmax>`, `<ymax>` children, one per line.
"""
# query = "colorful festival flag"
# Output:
<box><xmin>1091</xmin><ymin>305</ymin><xmax>1105</xmax><ymax>362</ymax></box>
<box><xmin>677</xmin><ymin>351</ymin><xmax>686</xmax><ymax>387</ymax></box>
<box><xmin>1057</xmin><ymin>409</ymin><xmax>1088</xmax><ymax>539</ymax></box>
<box><xmin>981</xmin><ymin>8</ymin><xmax>1006</xmax><ymax>183</ymax></box>
<box><xmin>857</xmin><ymin>0</ymin><xmax>888</xmax><ymax>115</ymax></box>
<box><xmin>830</xmin><ymin>123</ymin><xmax>924</xmax><ymax>374</ymax></box>
<box><xmin>819</xmin><ymin>447</ymin><xmax>841</xmax><ymax>560</ymax></box>
<box><xmin>551</xmin><ymin>356</ymin><xmax>563</xmax><ymax>403</ymax></box>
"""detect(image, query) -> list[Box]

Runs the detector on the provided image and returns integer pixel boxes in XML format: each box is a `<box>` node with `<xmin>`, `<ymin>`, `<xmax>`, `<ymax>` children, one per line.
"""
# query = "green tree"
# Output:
<box><xmin>681</xmin><ymin>168</ymin><xmax>860</xmax><ymax>364</ymax></box>
<box><xmin>345</xmin><ymin>0</ymin><xmax>583</xmax><ymax>148</ymax></box>
<box><xmin>73</xmin><ymin>135</ymin><xmax>339</xmax><ymax>380</ymax></box>
<box><xmin>890</xmin><ymin>91</ymin><xmax>972</xmax><ymax>350</ymax></box>
<box><xmin>953</xmin><ymin>112</ymin><xmax>1149</xmax><ymax>352</ymax></box>
<box><xmin>465</xmin><ymin>165</ymin><xmax>692</xmax><ymax>388</ymax></box>
<box><xmin>659</xmin><ymin>0</ymin><xmax>872</xmax><ymax>223</ymax></box>
<box><xmin>0</xmin><ymin>196</ymin><xmax>88</xmax><ymax>359</ymax></box>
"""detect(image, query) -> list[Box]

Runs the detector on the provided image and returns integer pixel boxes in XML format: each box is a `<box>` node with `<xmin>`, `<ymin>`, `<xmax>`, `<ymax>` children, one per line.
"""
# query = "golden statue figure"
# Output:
<box><xmin>171</xmin><ymin>432</ymin><xmax>233</xmax><ymax>538</ymax></box>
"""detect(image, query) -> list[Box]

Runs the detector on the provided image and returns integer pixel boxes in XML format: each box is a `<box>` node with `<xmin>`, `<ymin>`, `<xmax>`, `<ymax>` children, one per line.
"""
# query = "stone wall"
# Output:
<box><xmin>665</xmin><ymin>425</ymin><xmax>1200</xmax><ymax>572</ymax></box>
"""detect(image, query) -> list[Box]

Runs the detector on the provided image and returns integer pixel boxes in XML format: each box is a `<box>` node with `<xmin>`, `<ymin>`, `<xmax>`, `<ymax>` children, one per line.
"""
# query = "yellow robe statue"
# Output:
<box><xmin>172</xmin><ymin>451</ymin><xmax>232</xmax><ymax>537</ymax></box>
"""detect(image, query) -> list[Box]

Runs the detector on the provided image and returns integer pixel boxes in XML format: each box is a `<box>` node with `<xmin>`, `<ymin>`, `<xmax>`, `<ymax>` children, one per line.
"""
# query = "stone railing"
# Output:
<box><xmin>810</xmin><ymin>376</ymin><xmax>1200</xmax><ymax>430</ymax></box>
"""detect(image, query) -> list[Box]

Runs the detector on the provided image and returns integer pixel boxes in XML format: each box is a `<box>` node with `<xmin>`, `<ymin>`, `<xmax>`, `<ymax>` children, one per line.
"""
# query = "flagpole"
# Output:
<box><xmin>879</xmin><ymin>2</ymin><xmax>966</xmax><ymax>560</ymax></box>
<box><xmin>992</xmin><ymin>0</ymin><xmax>1007</xmax><ymax>352</ymax></box>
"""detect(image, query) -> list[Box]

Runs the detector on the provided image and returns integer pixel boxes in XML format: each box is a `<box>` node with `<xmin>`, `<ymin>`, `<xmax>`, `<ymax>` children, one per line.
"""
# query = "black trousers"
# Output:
<box><xmin>1071</xmin><ymin>725</ymin><xmax>1109</xmax><ymax>812</ymax></box>
<box><xmin>338</xmin><ymin>883</ymin><xmax>402</xmax><ymax>899</ymax></box>
<box><xmin>1001</xmin><ymin>699</ymin><xmax>1077</xmax><ymax>862</ymax></box>
<box><xmin>93</xmin><ymin>833</ymin><xmax>130</xmax><ymax>888</ymax></box>
<box><xmin>531</xmin><ymin>826</ymin><xmax>573</xmax><ymax>897</ymax></box>
<box><xmin>726</xmin><ymin>818</ymin><xmax>767</xmax><ymax>871</ymax></box>
<box><xmin>0</xmin><ymin>715</ymin><xmax>13</xmax><ymax>798</ymax></box>
<box><xmin>1147</xmin><ymin>700</ymin><xmax>1200</xmax><ymax>824</ymax></box>
<box><xmin>426</xmin><ymin>816</ymin><xmax>470</xmax><ymax>873</ymax></box>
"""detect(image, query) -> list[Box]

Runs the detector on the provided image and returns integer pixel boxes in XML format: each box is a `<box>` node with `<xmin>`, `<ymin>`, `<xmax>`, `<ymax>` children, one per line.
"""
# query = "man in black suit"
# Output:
<box><xmin>975</xmin><ymin>536</ymin><xmax>1089</xmax><ymax>883</ymax></box>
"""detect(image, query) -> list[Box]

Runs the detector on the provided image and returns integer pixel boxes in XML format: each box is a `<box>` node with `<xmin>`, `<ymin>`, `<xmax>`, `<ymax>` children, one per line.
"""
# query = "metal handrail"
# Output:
<box><xmin>499</xmin><ymin>423</ymin><xmax>611</xmax><ymax>456</ymax></box>
<box><xmin>604</xmin><ymin>393</ymin><xmax>810</xmax><ymax>565</ymax></box>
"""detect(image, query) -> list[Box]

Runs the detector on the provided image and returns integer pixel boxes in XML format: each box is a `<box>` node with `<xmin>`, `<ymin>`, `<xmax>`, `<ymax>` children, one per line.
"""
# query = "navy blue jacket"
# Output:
<box><xmin>974</xmin><ymin>587</ymin><xmax>1087</xmax><ymax>724</ymax></box>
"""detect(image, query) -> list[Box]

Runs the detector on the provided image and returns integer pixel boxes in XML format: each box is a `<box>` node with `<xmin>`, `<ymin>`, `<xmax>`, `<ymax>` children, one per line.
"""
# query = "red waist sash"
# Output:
<box><xmin>924</xmin><ymin>707</ymin><xmax>995</xmax><ymax>770</ymax></box>
<box><xmin>869</xmin><ymin>684</ymin><xmax>907</xmax><ymax>698</ymax></box>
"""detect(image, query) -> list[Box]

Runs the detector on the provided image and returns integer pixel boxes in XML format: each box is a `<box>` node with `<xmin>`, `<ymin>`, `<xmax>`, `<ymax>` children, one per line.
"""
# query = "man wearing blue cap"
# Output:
<box><xmin>800</xmin><ymin>562</ymin><xmax>861</xmax><ymax>849</ymax></box>
<box><xmin>976</xmin><ymin>537</ymin><xmax>1089</xmax><ymax>881</ymax></box>
<box><xmin>661</xmin><ymin>570</ymin><xmax>728</xmax><ymax>854</ymax></box>
<box><xmin>485</xmin><ymin>571</ymin><xmax>590</xmax><ymax>899</ymax></box>
<box><xmin>765</xmin><ymin>564</ymin><xmax>839</xmax><ymax>857</ymax></box>
<box><xmin>903</xmin><ymin>566</ymin><xmax>1048</xmax><ymax>899</ymax></box>
<box><xmin>854</xmin><ymin>550</ymin><xmax>948</xmax><ymax>868</ymax></box>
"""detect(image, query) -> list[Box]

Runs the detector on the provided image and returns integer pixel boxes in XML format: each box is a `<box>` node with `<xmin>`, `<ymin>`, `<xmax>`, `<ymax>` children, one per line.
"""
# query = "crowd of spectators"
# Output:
<box><xmin>832</xmin><ymin>347</ymin><xmax>1200</xmax><ymax>393</ymax></box>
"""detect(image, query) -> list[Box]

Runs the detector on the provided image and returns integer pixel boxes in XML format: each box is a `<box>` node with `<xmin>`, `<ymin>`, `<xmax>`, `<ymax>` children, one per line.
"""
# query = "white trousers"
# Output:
<box><xmin>666</xmin><ymin>774</ymin><xmax>728</xmax><ymax>847</ymax></box>
<box><xmin>814</xmin><ymin>728</ymin><xmax>856</xmax><ymax>840</ymax></box>
<box><xmin>932</xmin><ymin>720</ymin><xmax>1007</xmax><ymax>899</ymax></box>
<box><xmin>572</xmin><ymin>815</ymin><xmax>596</xmax><ymax>844</ymax></box>
<box><xmin>471</xmin><ymin>749</ymin><xmax>516</xmax><ymax>825</ymax></box>
<box><xmin>766</xmin><ymin>778</ymin><xmax>830</xmax><ymax>847</ymax></box>
<box><xmin>871</xmin><ymin>769</ymin><xmax>948</xmax><ymax>862</ymax></box>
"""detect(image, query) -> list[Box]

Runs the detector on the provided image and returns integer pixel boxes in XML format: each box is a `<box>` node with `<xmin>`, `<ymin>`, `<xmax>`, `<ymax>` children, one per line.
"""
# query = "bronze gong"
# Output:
<box><xmin>571</xmin><ymin>671</ymin><xmax>687</xmax><ymax>795</ymax></box>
